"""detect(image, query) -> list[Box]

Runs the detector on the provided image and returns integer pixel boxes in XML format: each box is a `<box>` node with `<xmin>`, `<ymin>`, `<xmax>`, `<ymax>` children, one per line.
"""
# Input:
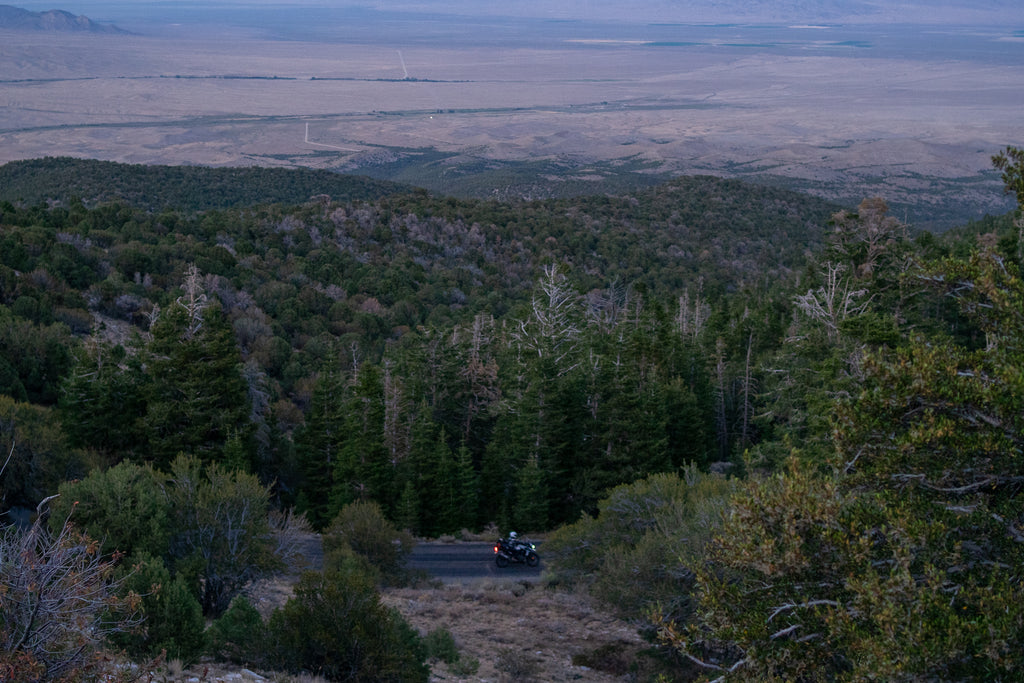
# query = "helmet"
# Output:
<box><xmin>509</xmin><ymin>531</ymin><xmax>517</xmax><ymax>539</ymax></box>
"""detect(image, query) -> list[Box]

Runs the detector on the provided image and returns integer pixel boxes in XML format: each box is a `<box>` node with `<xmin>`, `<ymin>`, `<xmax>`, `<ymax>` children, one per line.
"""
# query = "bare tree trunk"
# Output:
<box><xmin>382</xmin><ymin>361</ymin><xmax>409</xmax><ymax>467</ymax></box>
<box><xmin>738</xmin><ymin>333</ymin><xmax>756</xmax><ymax>449</ymax></box>
<box><xmin>178</xmin><ymin>263</ymin><xmax>209</xmax><ymax>339</ymax></box>
<box><xmin>714</xmin><ymin>337</ymin><xmax>730</xmax><ymax>460</ymax></box>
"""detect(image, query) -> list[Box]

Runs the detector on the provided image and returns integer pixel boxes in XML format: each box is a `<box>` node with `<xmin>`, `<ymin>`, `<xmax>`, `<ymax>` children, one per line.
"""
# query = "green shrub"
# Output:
<box><xmin>423</xmin><ymin>627</ymin><xmax>459</xmax><ymax>664</ymax></box>
<box><xmin>423</xmin><ymin>627</ymin><xmax>479</xmax><ymax>677</ymax></box>
<box><xmin>206</xmin><ymin>596</ymin><xmax>265</xmax><ymax>664</ymax></box>
<box><xmin>0</xmin><ymin>395</ymin><xmax>96</xmax><ymax>510</ymax></box>
<box><xmin>571</xmin><ymin>642</ymin><xmax>684</xmax><ymax>681</ymax></box>
<box><xmin>545</xmin><ymin>469</ymin><xmax>734</xmax><ymax>622</ymax></box>
<box><xmin>265</xmin><ymin>568</ymin><xmax>428</xmax><ymax>682</ymax></box>
<box><xmin>107</xmin><ymin>551</ymin><xmax>169</xmax><ymax>656</ymax></box>
<box><xmin>324</xmin><ymin>542</ymin><xmax>384</xmax><ymax>585</ymax></box>
<box><xmin>111</xmin><ymin>552</ymin><xmax>205</xmax><ymax>663</ymax></box>
<box><xmin>149</xmin><ymin>575</ymin><xmax>206</xmax><ymax>662</ymax></box>
<box><xmin>571</xmin><ymin>642</ymin><xmax>633</xmax><ymax>675</ymax></box>
<box><xmin>495</xmin><ymin>647</ymin><xmax>540</xmax><ymax>681</ymax></box>
<box><xmin>449</xmin><ymin>654</ymin><xmax>480</xmax><ymax>677</ymax></box>
<box><xmin>165</xmin><ymin>455</ymin><xmax>280</xmax><ymax>616</ymax></box>
<box><xmin>51</xmin><ymin>461</ymin><xmax>171</xmax><ymax>559</ymax></box>
<box><xmin>591</xmin><ymin>532</ymin><xmax>694</xmax><ymax>622</ymax></box>
<box><xmin>323</xmin><ymin>500</ymin><xmax>415</xmax><ymax>586</ymax></box>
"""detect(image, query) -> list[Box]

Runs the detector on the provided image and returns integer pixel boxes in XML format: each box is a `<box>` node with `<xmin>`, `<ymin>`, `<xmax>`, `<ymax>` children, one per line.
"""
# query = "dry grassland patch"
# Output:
<box><xmin>383</xmin><ymin>582</ymin><xmax>653</xmax><ymax>682</ymax></box>
<box><xmin>147</xmin><ymin>580</ymin><xmax>659</xmax><ymax>682</ymax></box>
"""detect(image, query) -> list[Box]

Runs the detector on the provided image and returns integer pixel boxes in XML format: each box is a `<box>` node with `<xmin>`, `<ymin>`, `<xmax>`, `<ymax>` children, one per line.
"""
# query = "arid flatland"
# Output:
<box><xmin>2</xmin><ymin>18</ymin><xmax>1022</xmax><ymax>226</ymax></box>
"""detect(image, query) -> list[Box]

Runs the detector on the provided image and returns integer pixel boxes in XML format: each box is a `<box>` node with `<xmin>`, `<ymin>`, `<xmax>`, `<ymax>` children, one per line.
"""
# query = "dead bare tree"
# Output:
<box><xmin>511</xmin><ymin>264</ymin><xmax>582</xmax><ymax>374</ymax></box>
<box><xmin>382</xmin><ymin>361</ymin><xmax>410</xmax><ymax>467</ymax></box>
<box><xmin>1</xmin><ymin>476</ymin><xmax>141</xmax><ymax>680</ymax></box>
<box><xmin>737</xmin><ymin>333</ymin><xmax>757</xmax><ymax>449</ymax></box>
<box><xmin>458</xmin><ymin>313</ymin><xmax>501</xmax><ymax>441</ymax></box>
<box><xmin>176</xmin><ymin>263</ymin><xmax>208</xmax><ymax>340</ymax></box>
<box><xmin>675</xmin><ymin>280</ymin><xmax>710</xmax><ymax>341</ymax></box>
<box><xmin>793</xmin><ymin>262</ymin><xmax>870</xmax><ymax>343</ymax></box>
<box><xmin>830</xmin><ymin>198</ymin><xmax>906</xmax><ymax>279</ymax></box>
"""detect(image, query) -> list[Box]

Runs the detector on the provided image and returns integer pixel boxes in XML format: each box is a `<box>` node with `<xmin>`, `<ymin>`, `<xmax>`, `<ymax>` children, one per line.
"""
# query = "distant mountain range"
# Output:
<box><xmin>0</xmin><ymin>4</ymin><xmax>127</xmax><ymax>33</ymax></box>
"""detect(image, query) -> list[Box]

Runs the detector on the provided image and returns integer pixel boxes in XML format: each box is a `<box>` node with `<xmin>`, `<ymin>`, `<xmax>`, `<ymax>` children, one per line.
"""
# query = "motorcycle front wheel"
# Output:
<box><xmin>495</xmin><ymin>554</ymin><xmax>510</xmax><ymax>568</ymax></box>
<box><xmin>526</xmin><ymin>552</ymin><xmax>539</xmax><ymax>567</ymax></box>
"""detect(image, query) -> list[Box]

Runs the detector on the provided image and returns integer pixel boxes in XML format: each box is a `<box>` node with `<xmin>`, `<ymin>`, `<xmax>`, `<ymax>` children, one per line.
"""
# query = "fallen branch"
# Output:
<box><xmin>843</xmin><ymin>446</ymin><xmax>865</xmax><ymax>474</ymax></box>
<box><xmin>770</xmin><ymin>624</ymin><xmax>801</xmax><ymax>640</ymax></box>
<box><xmin>1</xmin><ymin>440</ymin><xmax>13</xmax><ymax>479</ymax></box>
<box><xmin>708</xmin><ymin>658</ymin><xmax>748</xmax><ymax>683</ymax></box>
<box><xmin>767</xmin><ymin>600</ymin><xmax>839</xmax><ymax>623</ymax></box>
<box><xmin>992</xmin><ymin>513</ymin><xmax>1024</xmax><ymax>543</ymax></box>
<box><xmin>684</xmin><ymin>652</ymin><xmax>724</xmax><ymax>672</ymax></box>
<box><xmin>938</xmin><ymin>503</ymin><xmax>978</xmax><ymax>514</ymax></box>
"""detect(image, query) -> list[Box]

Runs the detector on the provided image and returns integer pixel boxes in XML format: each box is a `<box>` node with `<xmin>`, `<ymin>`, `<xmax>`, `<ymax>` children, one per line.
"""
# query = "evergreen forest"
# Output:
<box><xmin>2</xmin><ymin>150</ymin><xmax>1023</xmax><ymax>681</ymax></box>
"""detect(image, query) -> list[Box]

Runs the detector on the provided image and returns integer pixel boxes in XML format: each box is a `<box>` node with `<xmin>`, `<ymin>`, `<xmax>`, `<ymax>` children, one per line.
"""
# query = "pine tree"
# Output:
<box><xmin>430</xmin><ymin>431</ymin><xmax>460</xmax><ymax>535</ymax></box>
<box><xmin>453</xmin><ymin>441</ymin><xmax>479</xmax><ymax>531</ymax></box>
<box><xmin>479</xmin><ymin>425</ymin><xmax>514</xmax><ymax>530</ymax></box>
<box><xmin>395</xmin><ymin>480</ymin><xmax>420</xmax><ymax>535</ymax></box>
<box><xmin>329</xmin><ymin>361</ymin><xmax>390</xmax><ymax>517</ymax></box>
<box><xmin>513</xmin><ymin>454</ymin><xmax>547</xmax><ymax>532</ymax></box>
<box><xmin>143</xmin><ymin>266</ymin><xmax>250</xmax><ymax>469</ymax></box>
<box><xmin>294</xmin><ymin>360</ymin><xmax>346</xmax><ymax>528</ymax></box>
<box><xmin>58</xmin><ymin>340</ymin><xmax>148</xmax><ymax>459</ymax></box>
<box><xmin>674</xmin><ymin>250</ymin><xmax>1024</xmax><ymax>681</ymax></box>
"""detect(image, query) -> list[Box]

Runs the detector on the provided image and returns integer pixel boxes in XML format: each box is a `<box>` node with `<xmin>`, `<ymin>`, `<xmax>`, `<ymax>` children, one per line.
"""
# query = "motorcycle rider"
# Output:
<box><xmin>495</xmin><ymin>530</ymin><xmax>539</xmax><ymax>567</ymax></box>
<box><xmin>507</xmin><ymin>531</ymin><xmax>525</xmax><ymax>552</ymax></box>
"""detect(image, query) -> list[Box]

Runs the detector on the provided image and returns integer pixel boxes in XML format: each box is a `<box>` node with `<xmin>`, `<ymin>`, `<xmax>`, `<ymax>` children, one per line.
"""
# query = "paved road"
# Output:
<box><xmin>408</xmin><ymin>541</ymin><xmax>543</xmax><ymax>582</ymax></box>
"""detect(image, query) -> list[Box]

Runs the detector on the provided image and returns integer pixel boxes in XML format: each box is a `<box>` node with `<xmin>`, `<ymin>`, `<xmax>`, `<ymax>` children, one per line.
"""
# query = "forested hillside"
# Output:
<box><xmin>2</xmin><ymin>151</ymin><xmax>1023</xmax><ymax>681</ymax></box>
<box><xmin>0</xmin><ymin>157</ymin><xmax>413</xmax><ymax>212</ymax></box>
<box><xmin>0</xmin><ymin>161</ymin><xmax>844</xmax><ymax>525</ymax></box>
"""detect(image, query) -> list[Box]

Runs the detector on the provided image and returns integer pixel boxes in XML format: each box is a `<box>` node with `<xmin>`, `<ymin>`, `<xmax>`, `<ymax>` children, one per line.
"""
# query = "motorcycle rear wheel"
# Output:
<box><xmin>496</xmin><ymin>554</ymin><xmax>510</xmax><ymax>568</ymax></box>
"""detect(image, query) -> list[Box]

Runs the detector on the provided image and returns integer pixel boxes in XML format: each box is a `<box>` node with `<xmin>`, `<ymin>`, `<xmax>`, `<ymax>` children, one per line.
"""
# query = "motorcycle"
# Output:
<box><xmin>494</xmin><ymin>536</ymin><xmax>539</xmax><ymax>568</ymax></box>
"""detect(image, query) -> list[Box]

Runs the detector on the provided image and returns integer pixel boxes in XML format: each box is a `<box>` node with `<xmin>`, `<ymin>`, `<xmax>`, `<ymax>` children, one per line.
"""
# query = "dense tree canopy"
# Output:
<box><xmin>0</xmin><ymin>161</ymin><xmax>849</xmax><ymax>533</ymax></box>
<box><xmin>651</xmin><ymin>147</ymin><xmax>1024</xmax><ymax>682</ymax></box>
<box><xmin>668</xmin><ymin>252</ymin><xmax>1024</xmax><ymax>681</ymax></box>
<box><xmin>3</xmin><ymin>152</ymin><xmax>1024</xmax><ymax>679</ymax></box>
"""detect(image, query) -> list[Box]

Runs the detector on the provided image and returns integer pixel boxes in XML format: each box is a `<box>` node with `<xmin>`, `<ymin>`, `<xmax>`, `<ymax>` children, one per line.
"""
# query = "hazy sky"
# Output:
<box><xmin>7</xmin><ymin>0</ymin><xmax>1024</xmax><ymax>26</ymax></box>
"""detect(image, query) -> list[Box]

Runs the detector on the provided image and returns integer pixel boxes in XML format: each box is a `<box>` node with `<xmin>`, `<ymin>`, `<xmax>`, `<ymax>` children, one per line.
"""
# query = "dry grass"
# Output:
<box><xmin>102</xmin><ymin>531</ymin><xmax>674</xmax><ymax>682</ymax></box>
<box><xmin>383</xmin><ymin>581</ymin><xmax>652</xmax><ymax>682</ymax></box>
<box><xmin>131</xmin><ymin>579</ymin><xmax>658</xmax><ymax>683</ymax></box>
<box><xmin>143</xmin><ymin>660</ymin><xmax>331</xmax><ymax>683</ymax></box>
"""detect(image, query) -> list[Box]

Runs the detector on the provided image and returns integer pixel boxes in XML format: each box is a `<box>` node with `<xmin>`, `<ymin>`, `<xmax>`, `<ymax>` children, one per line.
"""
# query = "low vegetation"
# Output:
<box><xmin>322</xmin><ymin>500</ymin><xmax>416</xmax><ymax>586</ymax></box>
<box><xmin>2</xmin><ymin>146</ymin><xmax>1023</xmax><ymax>680</ymax></box>
<box><xmin>545</xmin><ymin>469</ymin><xmax>736</xmax><ymax>626</ymax></box>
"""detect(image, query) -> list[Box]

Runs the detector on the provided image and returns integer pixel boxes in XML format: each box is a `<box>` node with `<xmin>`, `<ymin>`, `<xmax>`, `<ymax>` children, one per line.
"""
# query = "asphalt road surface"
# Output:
<box><xmin>409</xmin><ymin>541</ymin><xmax>543</xmax><ymax>582</ymax></box>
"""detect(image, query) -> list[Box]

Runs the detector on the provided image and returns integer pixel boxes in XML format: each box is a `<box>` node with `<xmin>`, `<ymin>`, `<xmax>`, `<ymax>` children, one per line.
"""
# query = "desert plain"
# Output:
<box><xmin>1</xmin><ymin>16</ymin><xmax>1023</xmax><ymax>227</ymax></box>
